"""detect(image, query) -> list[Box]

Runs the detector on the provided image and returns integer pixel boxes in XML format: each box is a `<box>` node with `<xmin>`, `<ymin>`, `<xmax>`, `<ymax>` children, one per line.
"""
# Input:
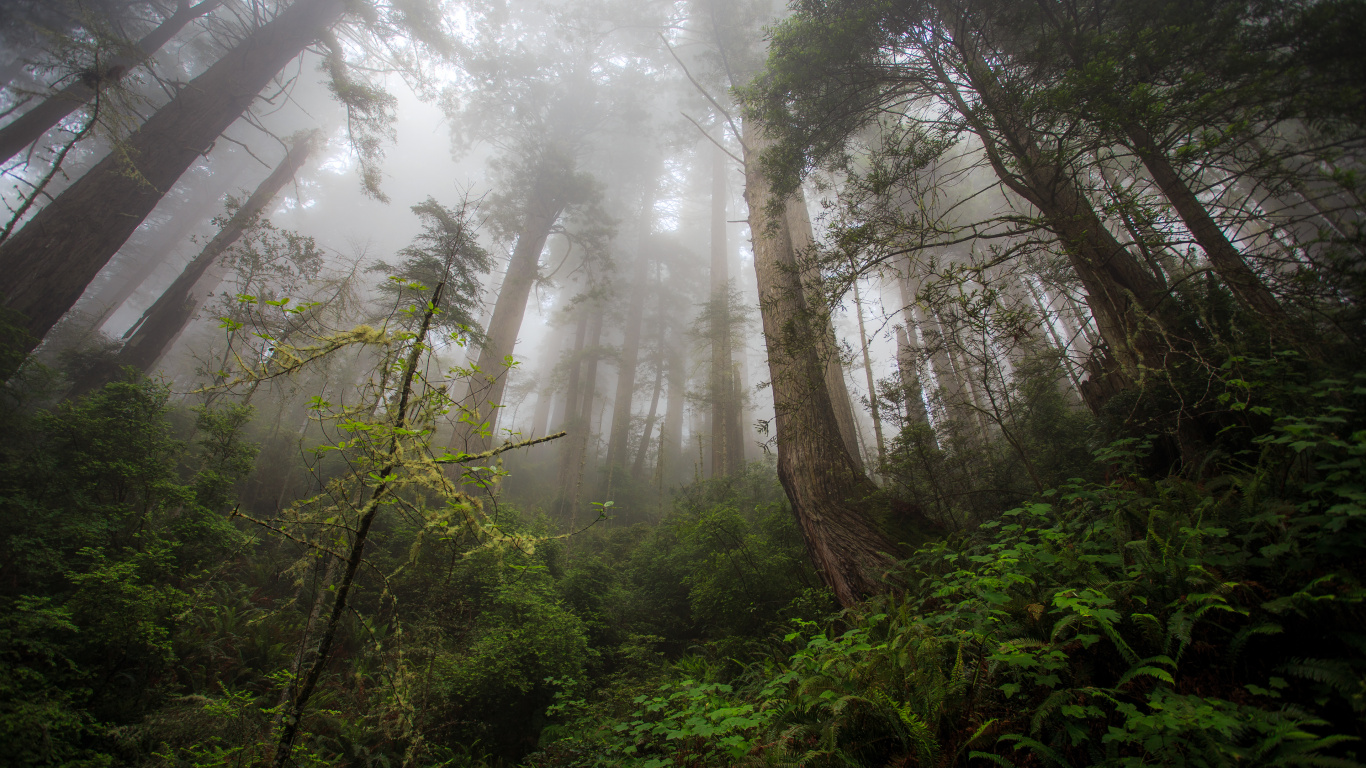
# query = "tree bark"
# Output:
<box><xmin>784</xmin><ymin>193</ymin><xmax>865</xmax><ymax>472</ymax></box>
<box><xmin>657</xmin><ymin>340</ymin><xmax>686</xmax><ymax>487</ymax></box>
<box><xmin>1124</xmin><ymin>123</ymin><xmax>1286</xmax><ymax>321</ymax></box>
<box><xmin>893</xmin><ymin>324</ymin><xmax>930</xmax><ymax>426</ymax></box>
<box><xmin>86</xmin><ymin>132</ymin><xmax>315</xmax><ymax>388</ymax></box>
<box><xmin>744</xmin><ymin>124</ymin><xmax>898</xmax><ymax>608</ymax></box>
<box><xmin>0</xmin><ymin>1</ymin><xmax>223</xmax><ymax>165</ymax></box>
<box><xmin>0</xmin><ymin>0</ymin><xmax>345</xmax><ymax>353</ymax></box>
<box><xmin>457</xmin><ymin>181</ymin><xmax>565</xmax><ymax>453</ymax></box>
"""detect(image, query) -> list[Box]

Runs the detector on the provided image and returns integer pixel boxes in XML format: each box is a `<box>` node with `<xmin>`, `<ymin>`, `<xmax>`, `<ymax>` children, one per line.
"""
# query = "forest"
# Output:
<box><xmin>0</xmin><ymin>0</ymin><xmax>1362</xmax><ymax>765</ymax></box>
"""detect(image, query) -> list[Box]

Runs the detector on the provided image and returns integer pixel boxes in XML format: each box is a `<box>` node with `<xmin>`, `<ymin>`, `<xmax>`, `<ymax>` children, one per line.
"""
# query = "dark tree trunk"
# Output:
<box><xmin>84</xmin><ymin>132</ymin><xmax>315</xmax><ymax>390</ymax></box>
<box><xmin>81</xmin><ymin>160</ymin><xmax>249</xmax><ymax>332</ymax></box>
<box><xmin>0</xmin><ymin>1</ymin><xmax>222</xmax><ymax>164</ymax></box>
<box><xmin>745</xmin><ymin>124</ymin><xmax>901</xmax><ymax>608</ymax></box>
<box><xmin>1124</xmin><ymin>123</ymin><xmax>1286</xmax><ymax>322</ymax></box>
<box><xmin>0</xmin><ymin>0</ymin><xmax>345</xmax><ymax>353</ymax></box>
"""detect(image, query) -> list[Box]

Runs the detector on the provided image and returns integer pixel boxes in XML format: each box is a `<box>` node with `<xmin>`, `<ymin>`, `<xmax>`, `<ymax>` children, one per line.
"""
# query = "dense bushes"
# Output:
<box><xmin>529</xmin><ymin>370</ymin><xmax>1366</xmax><ymax>766</ymax></box>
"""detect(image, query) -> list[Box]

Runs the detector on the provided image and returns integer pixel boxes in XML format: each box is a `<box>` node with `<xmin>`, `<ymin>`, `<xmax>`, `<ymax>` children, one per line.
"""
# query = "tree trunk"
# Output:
<box><xmin>852</xmin><ymin>279</ymin><xmax>885</xmax><ymax>465</ymax></box>
<box><xmin>81</xmin><ymin>159</ymin><xmax>249</xmax><ymax>332</ymax></box>
<box><xmin>893</xmin><ymin>325</ymin><xmax>930</xmax><ymax>426</ymax></box>
<box><xmin>530</xmin><ymin>321</ymin><xmax>571</xmax><ymax>438</ymax></box>
<box><xmin>0</xmin><ymin>0</ymin><xmax>345</xmax><ymax>353</ymax></box>
<box><xmin>784</xmin><ymin>192</ymin><xmax>865</xmax><ymax>472</ymax></box>
<box><xmin>707</xmin><ymin>141</ymin><xmax>745</xmax><ymax>478</ymax></box>
<box><xmin>553</xmin><ymin>304</ymin><xmax>601</xmax><ymax>522</ymax></box>
<box><xmin>0</xmin><ymin>1</ymin><xmax>222</xmax><ymax>165</ymax></box>
<box><xmin>1124</xmin><ymin>123</ymin><xmax>1286</xmax><ymax>321</ymax></box>
<box><xmin>605</xmin><ymin>189</ymin><xmax>656</xmax><ymax>471</ymax></box>
<box><xmin>457</xmin><ymin>181</ymin><xmax>565</xmax><ymax>453</ymax></box>
<box><xmin>84</xmin><ymin>132</ymin><xmax>315</xmax><ymax>390</ymax></box>
<box><xmin>744</xmin><ymin>124</ymin><xmax>899</xmax><ymax>608</ymax></box>
<box><xmin>657</xmin><ymin>340</ymin><xmax>686</xmax><ymax>487</ymax></box>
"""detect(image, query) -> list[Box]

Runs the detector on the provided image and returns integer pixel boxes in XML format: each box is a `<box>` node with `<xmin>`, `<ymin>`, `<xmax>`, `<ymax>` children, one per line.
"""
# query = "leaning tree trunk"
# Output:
<box><xmin>456</xmin><ymin>181</ymin><xmax>565</xmax><ymax>453</ymax></box>
<box><xmin>84</xmin><ymin>131</ymin><xmax>316</xmax><ymax>391</ymax></box>
<box><xmin>81</xmin><ymin>158</ymin><xmax>251</xmax><ymax>333</ymax></box>
<box><xmin>1123</xmin><ymin>123</ymin><xmax>1287</xmax><ymax>322</ymax></box>
<box><xmin>744</xmin><ymin>123</ymin><xmax>899</xmax><ymax>608</ymax></box>
<box><xmin>0</xmin><ymin>0</ymin><xmax>222</xmax><ymax>164</ymax></box>
<box><xmin>0</xmin><ymin>0</ymin><xmax>345</xmax><ymax>353</ymax></box>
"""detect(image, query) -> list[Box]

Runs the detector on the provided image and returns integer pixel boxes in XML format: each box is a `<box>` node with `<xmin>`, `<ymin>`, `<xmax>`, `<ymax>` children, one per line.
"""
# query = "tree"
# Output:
<box><xmin>0</xmin><ymin>0</ymin><xmax>350</xmax><ymax>354</ymax></box>
<box><xmin>0</xmin><ymin>0</ymin><xmax>221</xmax><ymax>165</ymax></box>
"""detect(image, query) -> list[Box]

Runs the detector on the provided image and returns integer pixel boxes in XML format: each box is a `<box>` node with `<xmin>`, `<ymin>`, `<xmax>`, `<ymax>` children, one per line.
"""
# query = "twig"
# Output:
<box><xmin>681</xmin><ymin>111</ymin><xmax>743</xmax><ymax>165</ymax></box>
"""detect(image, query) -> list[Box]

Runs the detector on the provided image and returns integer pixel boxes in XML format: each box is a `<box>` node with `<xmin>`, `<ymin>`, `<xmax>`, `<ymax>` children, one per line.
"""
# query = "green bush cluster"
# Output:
<box><xmin>531</xmin><ymin>371</ymin><xmax>1366</xmax><ymax>766</ymax></box>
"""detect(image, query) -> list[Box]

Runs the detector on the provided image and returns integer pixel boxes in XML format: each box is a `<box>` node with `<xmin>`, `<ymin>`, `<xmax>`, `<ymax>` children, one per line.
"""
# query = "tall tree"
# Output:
<box><xmin>0</xmin><ymin>0</ymin><xmax>349</xmax><ymax>353</ymax></box>
<box><xmin>90</xmin><ymin>132</ymin><xmax>318</xmax><ymax>386</ymax></box>
<box><xmin>707</xmin><ymin>140</ymin><xmax>746</xmax><ymax>477</ymax></box>
<box><xmin>0</xmin><ymin>0</ymin><xmax>221</xmax><ymax>165</ymax></box>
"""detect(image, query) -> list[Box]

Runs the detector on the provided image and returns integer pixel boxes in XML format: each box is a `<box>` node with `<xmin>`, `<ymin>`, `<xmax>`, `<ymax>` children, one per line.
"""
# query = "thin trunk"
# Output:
<box><xmin>273</xmin><ymin>280</ymin><xmax>443</xmax><ymax>766</ymax></box>
<box><xmin>457</xmin><ymin>181</ymin><xmax>565</xmax><ymax>453</ymax></box>
<box><xmin>852</xmin><ymin>279</ymin><xmax>885</xmax><ymax>466</ymax></box>
<box><xmin>605</xmin><ymin>188</ymin><xmax>656</xmax><ymax>470</ymax></box>
<box><xmin>657</xmin><ymin>341</ymin><xmax>686</xmax><ymax>488</ymax></box>
<box><xmin>0</xmin><ymin>0</ymin><xmax>222</xmax><ymax>165</ymax></box>
<box><xmin>80</xmin><ymin>132</ymin><xmax>315</xmax><ymax>392</ymax></box>
<box><xmin>631</xmin><ymin>351</ymin><xmax>665</xmax><ymax>481</ymax></box>
<box><xmin>744</xmin><ymin>124</ymin><xmax>901</xmax><ymax>608</ymax></box>
<box><xmin>707</xmin><ymin>141</ymin><xmax>744</xmax><ymax>477</ymax></box>
<box><xmin>0</xmin><ymin>0</ymin><xmax>345</xmax><ymax>352</ymax></box>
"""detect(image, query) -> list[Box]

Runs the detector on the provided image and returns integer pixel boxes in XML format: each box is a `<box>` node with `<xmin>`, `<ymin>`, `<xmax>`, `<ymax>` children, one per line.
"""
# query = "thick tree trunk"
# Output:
<box><xmin>82</xmin><ymin>160</ymin><xmax>249</xmax><ymax>332</ymax></box>
<box><xmin>1124</xmin><ymin>123</ymin><xmax>1286</xmax><ymax>321</ymax></box>
<box><xmin>605</xmin><ymin>191</ymin><xmax>655</xmax><ymax>471</ymax></box>
<box><xmin>458</xmin><ymin>183</ymin><xmax>564</xmax><ymax>453</ymax></box>
<box><xmin>88</xmin><ymin>132</ymin><xmax>315</xmax><ymax>387</ymax></box>
<box><xmin>784</xmin><ymin>193</ymin><xmax>865</xmax><ymax>472</ymax></box>
<box><xmin>744</xmin><ymin>124</ymin><xmax>898</xmax><ymax>608</ymax></box>
<box><xmin>0</xmin><ymin>0</ymin><xmax>222</xmax><ymax>165</ymax></box>
<box><xmin>0</xmin><ymin>0</ymin><xmax>345</xmax><ymax>352</ymax></box>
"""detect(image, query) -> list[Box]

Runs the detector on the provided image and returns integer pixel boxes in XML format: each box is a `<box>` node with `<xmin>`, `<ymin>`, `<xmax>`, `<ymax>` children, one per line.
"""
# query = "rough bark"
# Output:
<box><xmin>784</xmin><ymin>193</ymin><xmax>865</xmax><ymax>472</ymax></box>
<box><xmin>90</xmin><ymin>132</ymin><xmax>315</xmax><ymax>387</ymax></box>
<box><xmin>0</xmin><ymin>0</ymin><xmax>222</xmax><ymax>165</ymax></box>
<box><xmin>745</xmin><ymin>124</ymin><xmax>898</xmax><ymax>608</ymax></box>
<box><xmin>0</xmin><ymin>0</ymin><xmax>346</xmax><ymax>352</ymax></box>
